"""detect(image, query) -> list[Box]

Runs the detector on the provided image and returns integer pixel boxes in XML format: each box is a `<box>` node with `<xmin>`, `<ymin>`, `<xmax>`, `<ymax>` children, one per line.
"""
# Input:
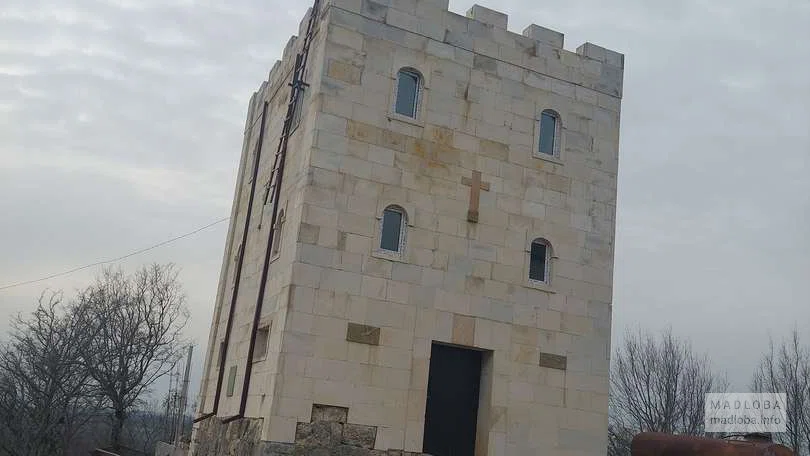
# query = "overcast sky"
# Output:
<box><xmin>1</xmin><ymin>0</ymin><xmax>808</xmax><ymax>397</ymax></box>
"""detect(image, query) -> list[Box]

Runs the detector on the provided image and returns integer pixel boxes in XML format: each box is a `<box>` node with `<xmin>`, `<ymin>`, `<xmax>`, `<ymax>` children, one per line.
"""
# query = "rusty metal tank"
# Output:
<box><xmin>632</xmin><ymin>432</ymin><xmax>794</xmax><ymax>456</ymax></box>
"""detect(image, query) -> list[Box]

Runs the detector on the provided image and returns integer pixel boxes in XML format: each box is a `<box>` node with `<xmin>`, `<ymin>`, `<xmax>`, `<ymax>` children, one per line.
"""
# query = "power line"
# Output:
<box><xmin>0</xmin><ymin>217</ymin><xmax>230</xmax><ymax>291</ymax></box>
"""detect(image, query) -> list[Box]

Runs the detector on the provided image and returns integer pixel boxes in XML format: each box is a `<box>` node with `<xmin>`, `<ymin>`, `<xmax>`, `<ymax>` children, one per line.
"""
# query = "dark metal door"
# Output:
<box><xmin>423</xmin><ymin>343</ymin><xmax>483</xmax><ymax>456</ymax></box>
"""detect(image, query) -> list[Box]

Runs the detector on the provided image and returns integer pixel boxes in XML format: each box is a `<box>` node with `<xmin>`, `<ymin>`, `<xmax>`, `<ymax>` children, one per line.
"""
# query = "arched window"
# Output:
<box><xmin>529</xmin><ymin>238</ymin><xmax>552</xmax><ymax>283</ymax></box>
<box><xmin>538</xmin><ymin>109</ymin><xmax>561</xmax><ymax>157</ymax></box>
<box><xmin>394</xmin><ymin>68</ymin><xmax>422</xmax><ymax>119</ymax></box>
<box><xmin>379</xmin><ymin>205</ymin><xmax>406</xmax><ymax>253</ymax></box>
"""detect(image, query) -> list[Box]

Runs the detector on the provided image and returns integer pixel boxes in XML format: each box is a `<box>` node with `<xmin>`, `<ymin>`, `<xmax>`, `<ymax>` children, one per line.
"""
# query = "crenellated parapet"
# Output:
<box><xmin>256</xmin><ymin>1</ymin><xmax>625</xmax><ymax>106</ymax></box>
<box><xmin>244</xmin><ymin>5</ymin><xmax>322</xmax><ymax>125</ymax></box>
<box><xmin>321</xmin><ymin>0</ymin><xmax>624</xmax><ymax>98</ymax></box>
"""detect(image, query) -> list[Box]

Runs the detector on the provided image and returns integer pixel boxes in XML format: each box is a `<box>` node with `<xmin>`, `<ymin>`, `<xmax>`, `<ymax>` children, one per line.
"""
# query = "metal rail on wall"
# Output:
<box><xmin>225</xmin><ymin>0</ymin><xmax>322</xmax><ymax>424</ymax></box>
<box><xmin>194</xmin><ymin>100</ymin><xmax>269</xmax><ymax>424</ymax></box>
<box><xmin>194</xmin><ymin>0</ymin><xmax>321</xmax><ymax>425</ymax></box>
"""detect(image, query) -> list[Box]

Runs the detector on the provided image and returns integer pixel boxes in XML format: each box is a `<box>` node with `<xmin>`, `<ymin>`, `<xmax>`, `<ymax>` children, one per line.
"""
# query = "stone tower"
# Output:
<box><xmin>191</xmin><ymin>0</ymin><xmax>625</xmax><ymax>455</ymax></box>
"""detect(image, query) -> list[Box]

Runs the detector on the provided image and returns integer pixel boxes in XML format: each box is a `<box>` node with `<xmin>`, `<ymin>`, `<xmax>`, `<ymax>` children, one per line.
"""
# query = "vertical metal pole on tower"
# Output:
<box><xmin>173</xmin><ymin>345</ymin><xmax>194</xmax><ymax>447</ymax></box>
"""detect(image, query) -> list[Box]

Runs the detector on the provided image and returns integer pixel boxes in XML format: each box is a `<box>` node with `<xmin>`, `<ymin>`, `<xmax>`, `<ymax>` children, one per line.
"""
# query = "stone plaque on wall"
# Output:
<box><xmin>346</xmin><ymin>323</ymin><xmax>380</xmax><ymax>346</ymax></box>
<box><xmin>539</xmin><ymin>352</ymin><xmax>567</xmax><ymax>371</ymax></box>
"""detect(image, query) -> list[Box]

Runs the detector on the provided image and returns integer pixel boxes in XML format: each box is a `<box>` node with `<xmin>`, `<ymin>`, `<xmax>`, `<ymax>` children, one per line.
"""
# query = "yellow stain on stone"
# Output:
<box><xmin>408</xmin><ymin>138</ymin><xmax>448</xmax><ymax>170</ymax></box>
<box><xmin>427</xmin><ymin>125</ymin><xmax>454</xmax><ymax>147</ymax></box>
<box><xmin>380</xmin><ymin>129</ymin><xmax>407</xmax><ymax>152</ymax></box>
<box><xmin>452</xmin><ymin>314</ymin><xmax>475</xmax><ymax>347</ymax></box>
<box><xmin>480</xmin><ymin>139</ymin><xmax>509</xmax><ymax>161</ymax></box>
<box><xmin>547</xmin><ymin>173</ymin><xmax>571</xmax><ymax>194</ymax></box>
<box><xmin>327</xmin><ymin>60</ymin><xmax>363</xmax><ymax>85</ymax></box>
<box><xmin>511</xmin><ymin>344</ymin><xmax>537</xmax><ymax>364</ymax></box>
<box><xmin>347</xmin><ymin>120</ymin><xmax>379</xmax><ymax>144</ymax></box>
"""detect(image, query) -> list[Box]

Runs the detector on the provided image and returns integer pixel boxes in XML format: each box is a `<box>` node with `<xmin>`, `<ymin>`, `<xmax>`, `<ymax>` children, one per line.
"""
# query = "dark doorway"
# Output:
<box><xmin>423</xmin><ymin>343</ymin><xmax>483</xmax><ymax>456</ymax></box>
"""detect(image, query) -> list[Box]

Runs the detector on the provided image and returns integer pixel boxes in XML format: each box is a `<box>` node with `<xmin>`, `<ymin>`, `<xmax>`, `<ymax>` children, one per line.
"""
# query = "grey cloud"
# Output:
<box><xmin>1</xmin><ymin>0</ymin><xmax>808</xmax><ymax>396</ymax></box>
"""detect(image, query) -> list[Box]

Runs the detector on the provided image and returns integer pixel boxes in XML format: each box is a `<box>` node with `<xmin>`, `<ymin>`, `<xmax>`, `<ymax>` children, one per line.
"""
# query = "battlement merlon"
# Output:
<box><xmin>466</xmin><ymin>4</ymin><xmax>507</xmax><ymax>29</ymax></box>
<box><xmin>576</xmin><ymin>42</ymin><xmax>625</xmax><ymax>68</ymax></box>
<box><xmin>321</xmin><ymin>0</ymin><xmax>625</xmax><ymax>98</ymax></box>
<box><xmin>523</xmin><ymin>24</ymin><xmax>564</xmax><ymax>49</ymax></box>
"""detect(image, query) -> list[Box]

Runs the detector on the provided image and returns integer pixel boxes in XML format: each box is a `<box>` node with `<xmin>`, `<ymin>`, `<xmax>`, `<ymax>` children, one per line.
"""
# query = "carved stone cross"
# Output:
<box><xmin>462</xmin><ymin>170</ymin><xmax>490</xmax><ymax>223</ymax></box>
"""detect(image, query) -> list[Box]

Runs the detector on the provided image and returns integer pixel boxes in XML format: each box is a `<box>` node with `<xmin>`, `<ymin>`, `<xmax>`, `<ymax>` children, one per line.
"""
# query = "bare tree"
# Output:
<box><xmin>121</xmin><ymin>400</ymin><xmax>171</xmax><ymax>454</ymax></box>
<box><xmin>607</xmin><ymin>421</ymin><xmax>635</xmax><ymax>456</ymax></box>
<box><xmin>751</xmin><ymin>329</ymin><xmax>810</xmax><ymax>455</ymax></box>
<box><xmin>0</xmin><ymin>292</ymin><xmax>101</xmax><ymax>456</ymax></box>
<box><xmin>76</xmin><ymin>264</ymin><xmax>189</xmax><ymax>450</ymax></box>
<box><xmin>608</xmin><ymin>328</ymin><xmax>728</xmax><ymax>456</ymax></box>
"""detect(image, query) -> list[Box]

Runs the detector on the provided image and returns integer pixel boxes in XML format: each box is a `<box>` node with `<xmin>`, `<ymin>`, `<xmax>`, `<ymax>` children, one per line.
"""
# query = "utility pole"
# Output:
<box><xmin>173</xmin><ymin>345</ymin><xmax>193</xmax><ymax>448</ymax></box>
<box><xmin>164</xmin><ymin>372</ymin><xmax>174</xmax><ymax>441</ymax></box>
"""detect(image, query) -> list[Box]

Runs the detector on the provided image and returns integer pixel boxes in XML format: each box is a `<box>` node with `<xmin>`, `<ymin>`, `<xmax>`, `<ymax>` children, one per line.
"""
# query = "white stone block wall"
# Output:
<box><xmin>194</xmin><ymin>1</ymin><xmax>624</xmax><ymax>455</ymax></box>
<box><xmin>194</xmin><ymin>8</ymin><xmax>326</xmax><ymax>424</ymax></box>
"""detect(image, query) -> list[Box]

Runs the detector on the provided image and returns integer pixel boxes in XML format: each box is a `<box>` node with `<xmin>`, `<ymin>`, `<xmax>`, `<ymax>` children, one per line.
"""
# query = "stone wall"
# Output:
<box><xmin>193</xmin><ymin>405</ymin><xmax>430</xmax><ymax>456</ymax></box>
<box><xmin>193</xmin><ymin>416</ymin><xmax>263</xmax><ymax>456</ymax></box>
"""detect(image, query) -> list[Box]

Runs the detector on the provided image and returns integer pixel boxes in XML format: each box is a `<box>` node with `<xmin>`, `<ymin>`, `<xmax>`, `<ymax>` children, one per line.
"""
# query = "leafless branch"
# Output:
<box><xmin>608</xmin><ymin>327</ymin><xmax>726</xmax><ymax>456</ymax></box>
<box><xmin>75</xmin><ymin>264</ymin><xmax>189</xmax><ymax>450</ymax></box>
<box><xmin>0</xmin><ymin>292</ymin><xmax>102</xmax><ymax>456</ymax></box>
<box><xmin>751</xmin><ymin>329</ymin><xmax>810</xmax><ymax>454</ymax></box>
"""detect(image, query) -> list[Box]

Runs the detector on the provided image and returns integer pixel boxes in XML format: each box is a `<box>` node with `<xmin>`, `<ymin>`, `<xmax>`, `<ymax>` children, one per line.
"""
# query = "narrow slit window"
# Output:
<box><xmin>529</xmin><ymin>239</ymin><xmax>550</xmax><ymax>283</ymax></box>
<box><xmin>271</xmin><ymin>210</ymin><xmax>285</xmax><ymax>257</ymax></box>
<box><xmin>226</xmin><ymin>366</ymin><xmax>237</xmax><ymax>397</ymax></box>
<box><xmin>253</xmin><ymin>324</ymin><xmax>270</xmax><ymax>362</ymax></box>
<box><xmin>539</xmin><ymin>110</ymin><xmax>559</xmax><ymax>156</ymax></box>
<box><xmin>380</xmin><ymin>207</ymin><xmax>404</xmax><ymax>252</ymax></box>
<box><xmin>395</xmin><ymin>69</ymin><xmax>421</xmax><ymax>118</ymax></box>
